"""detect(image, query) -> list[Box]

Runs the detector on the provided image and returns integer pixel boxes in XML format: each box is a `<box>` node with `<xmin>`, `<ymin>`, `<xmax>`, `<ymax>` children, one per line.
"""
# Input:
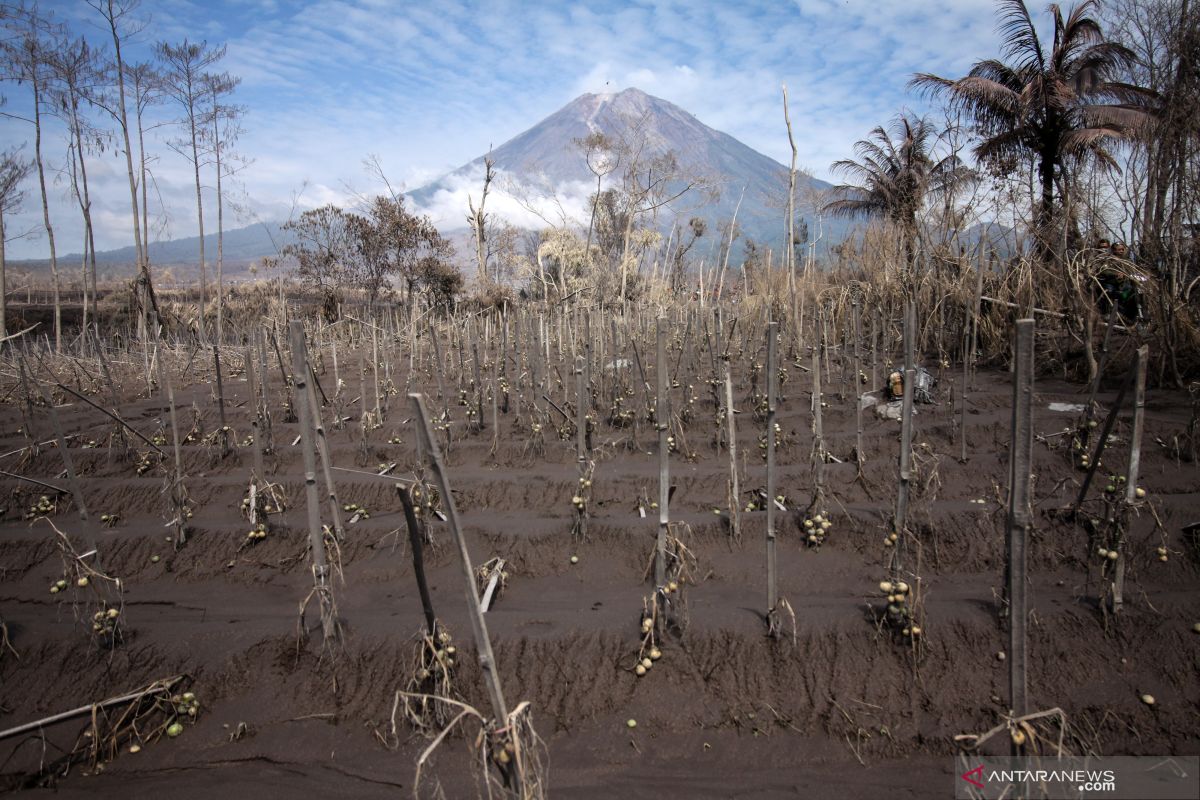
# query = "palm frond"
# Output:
<box><xmin>997</xmin><ymin>0</ymin><xmax>1045</xmax><ymax>73</ymax></box>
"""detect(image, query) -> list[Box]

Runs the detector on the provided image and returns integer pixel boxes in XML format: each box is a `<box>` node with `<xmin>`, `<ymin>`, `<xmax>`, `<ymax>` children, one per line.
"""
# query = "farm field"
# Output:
<box><xmin>1</xmin><ymin>306</ymin><xmax>1197</xmax><ymax>798</ymax></box>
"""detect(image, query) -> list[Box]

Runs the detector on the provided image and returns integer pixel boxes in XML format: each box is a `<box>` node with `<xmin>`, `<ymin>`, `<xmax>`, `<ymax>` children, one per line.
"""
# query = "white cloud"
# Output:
<box><xmin>410</xmin><ymin>165</ymin><xmax>592</xmax><ymax>233</ymax></box>
<box><xmin>7</xmin><ymin>0</ymin><xmax>1046</xmax><ymax>259</ymax></box>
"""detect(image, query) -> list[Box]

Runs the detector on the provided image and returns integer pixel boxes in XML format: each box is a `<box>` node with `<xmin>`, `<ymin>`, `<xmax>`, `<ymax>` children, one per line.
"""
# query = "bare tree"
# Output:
<box><xmin>1105</xmin><ymin>0</ymin><xmax>1198</xmax><ymax>385</ymax></box>
<box><xmin>157</xmin><ymin>37</ymin><xmax>226</xmax><ymax>343</ymax></box>
<box><xmin>280</xmin><ymin>205</ymin><xmax>357</xmax><ymax>320</ymax></box>
<box><xmin>0</xmin><ymin>147</ymin><xmax>34</xmax><ymax>344</ymax></box>
<box><xmin>467</xmin><ymin>156</ymin><xmax>495</xmax><ymax>287</ymax></box>
<box><xmin>577</xmin><ymin>131</ymin><xmax>620</xmax><ymax>267</ymax></box>
<box><xmin>357</xmin><ymin>195</ymin><xmax>452</xmax><ymax>310</ymax></box>
<box><xmin>87</xmin><ymin>0</ymin><xmax>159</xmax><ymax>339</ymax></box>
<box><xmin>202</xmin><ymin>69</ymin><xmax>243</xmax><ymax>343</ymax></box>
<box><xmin>2</xmin><ymin>6</ymin><xmax>64</xmax><ymax>350</ymax></box>
<box><xmin>49</xmin><ymin>34</ymin><xmax>106</xmax><ymax>332</ymax></box>
<box><xmin>126</xmin><ymin>59</ymin><xmax>164</xmax><ymax>269</ymax></box>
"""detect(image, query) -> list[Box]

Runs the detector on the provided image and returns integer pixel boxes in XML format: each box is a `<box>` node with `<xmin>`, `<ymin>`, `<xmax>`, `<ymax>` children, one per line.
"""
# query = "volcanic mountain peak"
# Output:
<box><xmin>409</xmin><ymin>87</ymin><xmax>833</xmax><ymax>250</ymax></box>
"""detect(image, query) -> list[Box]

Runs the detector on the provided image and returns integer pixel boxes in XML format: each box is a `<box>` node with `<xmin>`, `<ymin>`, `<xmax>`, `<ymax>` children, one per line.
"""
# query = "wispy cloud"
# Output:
<box><xmin>4</xmin><ymin>0</ymin><xmax>1020</xmax><ymax>259</ymax></box>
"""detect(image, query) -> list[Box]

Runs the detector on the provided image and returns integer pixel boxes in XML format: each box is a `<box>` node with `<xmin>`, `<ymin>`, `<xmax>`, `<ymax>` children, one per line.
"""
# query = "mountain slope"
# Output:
<box><xmin>409</xmin><ymin>87</ymin><xmax>836</xmax><ymax>254</ymax></box>
<box><xmin>18</xmin><ymin>89</ymin><xmax>840</xmax><ymax>274</ymax></box>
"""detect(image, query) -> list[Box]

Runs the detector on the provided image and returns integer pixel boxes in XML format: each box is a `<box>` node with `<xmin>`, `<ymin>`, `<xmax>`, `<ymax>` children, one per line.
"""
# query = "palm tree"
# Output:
<box><xmin>822</xmin><ymin>112</ymin><xmax>970</xmax><ymax>272</ymax></box>
<box><xmin>910</xmin><ymin>0</ymin><xmax>1155</xmax><ymax>259</ymax></box>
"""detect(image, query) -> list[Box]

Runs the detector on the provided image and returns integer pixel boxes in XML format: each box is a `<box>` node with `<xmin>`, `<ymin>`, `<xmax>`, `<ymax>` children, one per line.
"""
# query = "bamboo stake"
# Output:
<box><xmin>246</xmin><ymin>345</ymin><xmax>264</xmax><ymax>480</ymax></box>
<box><xmin>960</xmin><ymin>325</ymin><xmax>970</xmax><ymax>463</ymax></box>
<box><xmin>811</xmin><ymin>344</ymin><xmax>825</xmax><ymax>506</ymax></box>
<box><xmin>893</xmin><ymin>366</ymin><xmax>916</xmax><ymax>575</ymax></box>
<box><xmin>213</xmin><ymin>345</ymin><xmax>231</xmax><ymax>457</ymax></box>
<box><xmin>852</xmin><ymin>301</ymin><xmax>864</xmax><ymax>466</ymax></box>
<box><xmin>288</xmin><ymin>321</ymin><xmax>336</xmax><ymax>639</ymax></box>
<box><xmin>160</xmin><ymin>361</ymin><xmax>186</xmax><ymax>546</ymax></box>
<box><xmin>656</xmin><ymin>318</ymin><xmax>669</xmax><ymax>588</ymax></box>
<box><xmin>429</xmin><ymin>318</ymin><xmax>446</xmax><ymax>405</ymax></box>
<box><xmin>409</xmin><ymin>393</ymin><xmax>509</xmax><ymax>724</ymax></box>
<box><xmin>372</xmin><ymin>321</ymin><xmax>382</xmax><ymax>422</ymax></box>
<box><xmin>724</xmin><ymin>359</ymin><xmax>740</xmax><ymax>541</ymax></box>
<box><xmin>1069</xmin><ymin>364</ymin><xmax>1136</xmax><ymax>516</ymax></box>
<box><xmin>1005</xmin><ymin>319</ymin><xmax>1034</xmax><ymax>748</ymax></box>
<box><xmin>766</xmin><ymin>321</ymin><xmax>779</xmax><ymax>614</ymax></box>
<box><xmin>1113</xmin><ymin>345</ymin><xmax>1148</xmax><ymax>611</ymax></box>
<box><xmin>397</xmin><ymin>484</ymin><xmax>437</xmax><ymax>636</ymax></box>
<box><xmin>472</xmin><ymin>333</ymin><xmax>484</xmax><ymax>432</ymax></box>
<box><xmin>970</xmin><ymin>258</ymin><xmax>984</xmax><ymax>386</ymax></box>
<box><xmin>305</xmin><ymin>356</ymin><xmax>346</xmax><ymax>541</ymax></box>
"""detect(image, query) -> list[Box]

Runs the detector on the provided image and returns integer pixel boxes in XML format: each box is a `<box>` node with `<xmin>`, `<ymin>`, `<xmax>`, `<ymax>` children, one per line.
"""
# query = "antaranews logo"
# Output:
<box><xmin>961</xmin><ymin>765</ymin><xmax>985</xmax><ymax>789</ymax></box>
<box><xmin>953</xmin><ymin>756</ymin><xmax>1198</xmax><ymax>799</ymax></box>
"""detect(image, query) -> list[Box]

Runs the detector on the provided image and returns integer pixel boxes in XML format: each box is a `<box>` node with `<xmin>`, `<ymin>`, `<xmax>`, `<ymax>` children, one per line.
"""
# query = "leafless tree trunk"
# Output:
<box><xmin>158</xmin><ymin>39</ymin><xmax>227</xmax><ymax>344</ymax></box>
<box><xmin>0</xmin><ymin>151</ymin><xmax>33</xmax><ymax>348</ymax></box>
<box><xmin>467</xmin><ymin>157</ymin><xmax>494</xmax><ymax>287</ymax></box>
<box><xmin>28</xmin><ymin>44</ymin><xmax>62</xmax><ymax>352</ymax></box>
<box><xmin>89</xmin><ymin>0</ymin><xmax>155</xmax><ymax>340</ymax></box>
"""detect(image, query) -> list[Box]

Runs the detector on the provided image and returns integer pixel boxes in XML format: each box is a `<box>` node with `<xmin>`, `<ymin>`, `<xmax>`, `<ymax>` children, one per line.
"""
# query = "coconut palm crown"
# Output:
<box><xmin>909</xmin><ymin>0</ymin><xmax>1155</xmax><ymax>255</ymax></box>
<box><xmin>822</xmin><ymin>112</ymin><xmax>971</xmax><ymax>270</ymax></box>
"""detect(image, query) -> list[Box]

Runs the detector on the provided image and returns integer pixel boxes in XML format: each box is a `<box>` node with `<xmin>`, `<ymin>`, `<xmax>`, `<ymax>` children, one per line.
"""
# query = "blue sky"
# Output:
<box><xmin>2</xmin><ymin>0</ymin><xmax>1005</xmax><ymax>260</ymax></box>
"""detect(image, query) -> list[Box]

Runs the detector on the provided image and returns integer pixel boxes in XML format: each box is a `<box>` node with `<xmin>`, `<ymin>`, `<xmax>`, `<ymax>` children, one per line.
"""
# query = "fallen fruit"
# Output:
<box><xmin>626</xmin><ymin>719</ymin><xmax>637</xmax><ymax>728</ymax></box>
<box><xmin>166</xmin><ymin>722</ymin><xmax>184</xmax><ymax>738</ymax></box>
<box><xmin>569</xmin><ymin>555</ymin><xmax>579</xmax><ymax>564</ymax></box>
<box><xmin>1135</xmin><ymin>487</ymin><xmax>1146</xmax><ymax>499</ymax></box>
<box><xmin>1141</xmin><ymin>694</ymin><xmax>1155</xmax><ymax>706</ymax></box>
<box><xmin>635</xmin><ymin>664</ymin><xmax>646</xmax><ymax>676</ymax></box>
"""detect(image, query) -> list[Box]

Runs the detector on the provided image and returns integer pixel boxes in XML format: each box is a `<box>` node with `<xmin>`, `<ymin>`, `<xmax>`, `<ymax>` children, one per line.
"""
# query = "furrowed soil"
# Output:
<box><xmin>1</xmin><ymin>339</ymin><xmax>1198</xmax><ymax>798</ymax></box>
